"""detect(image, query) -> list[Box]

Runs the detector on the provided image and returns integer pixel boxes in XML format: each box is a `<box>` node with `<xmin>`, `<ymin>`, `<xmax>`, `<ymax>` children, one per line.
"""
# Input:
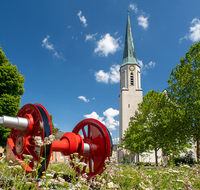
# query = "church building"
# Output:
<box><xmin>119</xmin><ymin>10</ymin><xmax>143</xmax><ymax>143</ymax></box>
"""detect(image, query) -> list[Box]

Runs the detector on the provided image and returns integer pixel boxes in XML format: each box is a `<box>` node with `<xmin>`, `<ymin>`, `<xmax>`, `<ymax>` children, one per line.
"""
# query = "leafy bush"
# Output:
<box><xmin>174</xmin><ymin>151</ymin><xmax>196</xmax><ymax>166</ymax></box>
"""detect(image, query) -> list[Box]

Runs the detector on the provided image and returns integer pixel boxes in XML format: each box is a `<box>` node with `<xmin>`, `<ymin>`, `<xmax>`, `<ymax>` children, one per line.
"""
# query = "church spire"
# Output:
<box><xmin>122</xmin><ymin>10</ymin><xmax>139</xmax><ymax>67</ymax></box>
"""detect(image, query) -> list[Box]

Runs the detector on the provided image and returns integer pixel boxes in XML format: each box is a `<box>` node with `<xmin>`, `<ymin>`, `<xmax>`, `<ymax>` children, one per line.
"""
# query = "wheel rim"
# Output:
<box><xmin>72</xmin><ymin>118</ymin><xmax>112</xmax><ymax>179</ymax></box>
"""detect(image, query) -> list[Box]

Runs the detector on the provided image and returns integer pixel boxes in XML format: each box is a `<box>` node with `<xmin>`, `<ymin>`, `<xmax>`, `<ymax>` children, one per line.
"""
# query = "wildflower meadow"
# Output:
<box><xmin>0</xmin><ymin>136</ymin><xmax>200</xmax><ymax>189</ymax></box>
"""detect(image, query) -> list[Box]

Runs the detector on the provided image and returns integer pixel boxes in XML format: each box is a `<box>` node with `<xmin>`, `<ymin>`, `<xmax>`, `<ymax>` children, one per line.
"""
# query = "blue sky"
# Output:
<box><xmin>0</xmin><ymin>1</ymin><xmax>200</xmax><ymax>144</ymax></box>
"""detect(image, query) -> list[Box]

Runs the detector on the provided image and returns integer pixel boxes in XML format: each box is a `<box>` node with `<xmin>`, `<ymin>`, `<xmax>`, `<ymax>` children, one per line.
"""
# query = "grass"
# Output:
<box><xmin>0</xmin><ymin>154</ymin><xmax>200</xmax><ymax>190</ymax></box>
<box><xmin>0</xmin><ymin>136</ymin><xmax>199</xmax><ymax>189</ymax></box>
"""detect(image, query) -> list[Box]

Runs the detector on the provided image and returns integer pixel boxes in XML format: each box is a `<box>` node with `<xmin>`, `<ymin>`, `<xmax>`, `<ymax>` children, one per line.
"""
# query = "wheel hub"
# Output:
<box><xmin>15</xmin><ymin>134</ymin><xmax>26</xmax><ymax>155</ymax></box>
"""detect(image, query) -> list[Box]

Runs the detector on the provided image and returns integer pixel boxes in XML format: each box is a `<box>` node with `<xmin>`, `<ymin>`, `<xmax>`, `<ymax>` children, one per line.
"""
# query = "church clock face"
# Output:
<box><xmin>129</xmin><ymin>66</ymin><xmax>135</xmax><ymax>71</ymax></box>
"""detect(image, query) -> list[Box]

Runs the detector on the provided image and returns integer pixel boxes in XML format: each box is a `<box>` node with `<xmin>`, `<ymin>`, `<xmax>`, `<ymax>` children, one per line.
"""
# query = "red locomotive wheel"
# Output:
<box><xmin>72</xmin><ymin>118</ymin><xmax>112</xmax><ymax>179</ymax></box>
<box><xmin>6</xmin><ymin>103</ymin><xmax>52</xmax><ymax>178</ymax></box>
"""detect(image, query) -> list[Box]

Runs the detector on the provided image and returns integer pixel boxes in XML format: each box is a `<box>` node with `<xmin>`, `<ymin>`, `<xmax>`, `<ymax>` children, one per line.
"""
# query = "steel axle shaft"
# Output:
<box><xmin>0</xmin><ymin>115</ymin><xmax>28</xmax><ymax>131</ymax></box>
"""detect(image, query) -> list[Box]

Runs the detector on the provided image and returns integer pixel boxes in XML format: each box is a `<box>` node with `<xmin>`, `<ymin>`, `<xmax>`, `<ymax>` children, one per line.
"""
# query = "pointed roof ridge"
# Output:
<box><xmin>121</xmin><ymin>10</ymin><xmax>140</xmax><ymax>67</ymax></box>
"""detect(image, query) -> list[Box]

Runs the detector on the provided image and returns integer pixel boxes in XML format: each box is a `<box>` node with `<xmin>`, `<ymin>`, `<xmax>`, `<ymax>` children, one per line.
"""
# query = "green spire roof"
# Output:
<box><xmin>121</xmin><ymin>10</ymin><xmax>139</xmax><ymax>67</ymax></box>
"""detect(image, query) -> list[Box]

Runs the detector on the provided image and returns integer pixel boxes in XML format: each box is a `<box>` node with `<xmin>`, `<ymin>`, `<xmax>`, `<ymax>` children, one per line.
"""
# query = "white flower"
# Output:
<box><xmin>107</xmin><ymin>182</ymin><xmax>115</xmax><ymax>189</ymax></box>
<box><xmin>46</xmin><ymin>173</ymin><xmax>53</xmax><ymax>177</ymax></box>
<box><xmin>172</xmin><ymin>170</ymin><xmax>179</xmax><ymax>173</ymax></box>
<box><xmin>163</xmin><ymin>172</ymin><xmax>169</xmax><ymax>174</ymax></box>
<box><xmin>24</xmin><ymin>159</ymin><xmax>31</xmax><ymax>162</ymax></box>
<box><xmin>23</xmin><ymin>154</ymin><xmax>33</xmax><ymax>160</ymax></box>
<box><xmin>183</xmin><ymin>165</ymin><xmax>190</xmax><ymax>168</ymax></box>
<box><xmin>34</xmin><ymin>136</ymin><xmax>42</xmax><ymax>141</ymax></box>
<box><xmin>9</xmin><ymin>160</ymin><xmax>13</xmax><ymax>163</ymax></box>
<box><xmin>25</xmin><ymin>182</ymin><xmax>32</xmax><ymax>184</ymax></box>
<box><xmin>79</xmin><ymin>162</ymin><xmax>87</xmax><ymax>166</ymax></box>
<box><xmin>177</xmin><ymin>179</ymin><xmax>184</xmax><ymax>183</ymax></box>
<box><xmin>58</xmin><ymin>177</ymin><xmax>65</xmax><ymax>183</ymax></box>
<box><xmin>34</xmin><ymin>136</ymin><xmax>44</xmax><ymax>146</ymax></box>
<box><xmin>49</xmin><ymin>135</ymin><xmax>56</xmax><ymax>143</ymax></box>
<box><xmin>13</xmin><ymin>165</ymin><xmax>22</xmax><ymax>170</ymax></box>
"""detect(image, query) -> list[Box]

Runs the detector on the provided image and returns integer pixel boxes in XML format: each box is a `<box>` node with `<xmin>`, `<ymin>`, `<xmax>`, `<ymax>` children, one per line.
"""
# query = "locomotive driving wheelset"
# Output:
<box><xmin>6</xmin><ymin>104</ymin><xmax>53</xmax><ymax>178</ymax></box>
<box><xmin>0</xmin><ymin>103</ymin><xmax>112</xmax><ymax>179</ymax></box>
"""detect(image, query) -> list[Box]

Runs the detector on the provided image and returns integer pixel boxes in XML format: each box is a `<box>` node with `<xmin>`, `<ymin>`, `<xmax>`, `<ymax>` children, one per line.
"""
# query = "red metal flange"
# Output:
<box><xmin>52</xmin><ymin>132</ymin><xmax>84</xmax><ymax>155</ymax></box>
<box><xmin>6</xmin><ymin>104</ymin><xmax>52</xmax><ymax>177</ymax></box>
<box><xmin>72</xmin><ymin>118</ymin><xmax>112</xmax><ymax>179</ymax></box>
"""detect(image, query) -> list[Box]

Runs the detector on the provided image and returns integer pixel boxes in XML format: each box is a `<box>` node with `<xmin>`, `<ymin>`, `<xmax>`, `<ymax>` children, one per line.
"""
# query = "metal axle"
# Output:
<box><xmin>0</xmin><ymin>115</ymin><xmax>91</xmax><ymax>155</ymax></box>
<box><xmin>0</xmin><ymin>115</ymin><xmax>28</xmax><ymax>131</ymax></box>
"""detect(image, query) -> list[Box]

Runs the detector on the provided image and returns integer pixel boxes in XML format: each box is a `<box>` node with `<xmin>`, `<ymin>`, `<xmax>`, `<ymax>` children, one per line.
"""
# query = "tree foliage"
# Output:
<box><xmin>49</xmin><ymin>114</ymin><xmax>60</xmax><ymax>138</ymax></box>
<box><xmin>167</xmin><ymin>41</ymin><xmax>200</xmax><ymax>159</ymax></box>
<box><xmin>122</xmin><ymin>90</ymin><xmax>187</xmax><ymax>163</ymax></box>
<box><xmin>0</xmin><ymin>45</ymin><xmax>25</xmax><ymax>147</ymax></box>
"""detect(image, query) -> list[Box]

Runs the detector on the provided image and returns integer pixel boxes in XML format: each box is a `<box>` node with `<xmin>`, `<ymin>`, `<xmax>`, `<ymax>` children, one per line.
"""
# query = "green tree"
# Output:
<box><xmin>0</xmin><ymin>45</ymin><xmax>25</xmax><ymax>147</ymax></box>
<box><xmin>122</xmin><ymin>90</ymin><xmax>187</xmax><ymax>164</ymax></box>
<box><xmin>121</xmin><ymin>111</ymin><xmax>151</xmax><ymax>156</ymax></box>
<box><xmin>167</xmin><ymin>41</ymin><xmax>200</xmax><ymax>161</ymax></box>
<box><xmin>49</xmin><ymin>114</ymin><xmax>60</xmax><ymax>139</ymax></box>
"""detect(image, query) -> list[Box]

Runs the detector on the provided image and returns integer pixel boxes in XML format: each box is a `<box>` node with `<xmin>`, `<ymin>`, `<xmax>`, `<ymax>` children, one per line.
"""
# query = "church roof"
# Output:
<box><xmin>121</xmin><ymin>10</ymin><xmax>140</xmax><ymax>67</ymax></box>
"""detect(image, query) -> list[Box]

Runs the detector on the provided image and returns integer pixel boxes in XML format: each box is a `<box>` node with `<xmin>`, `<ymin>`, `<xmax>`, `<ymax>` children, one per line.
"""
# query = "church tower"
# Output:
<box><xmin>119</xmin><ymin>10</ymin><xmax>143</xmax><ymax>142</ymax></box>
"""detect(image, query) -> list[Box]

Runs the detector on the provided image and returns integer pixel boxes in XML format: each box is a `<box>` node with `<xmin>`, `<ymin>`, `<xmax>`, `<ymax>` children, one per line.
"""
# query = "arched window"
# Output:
<box><xmin>130</xmin><ymin>72</ymin><xmax>134</xmax><ymax>86</ymax></box>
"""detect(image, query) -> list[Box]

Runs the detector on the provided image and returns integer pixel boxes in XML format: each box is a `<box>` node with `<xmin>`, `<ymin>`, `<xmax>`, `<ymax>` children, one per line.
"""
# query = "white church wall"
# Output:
<box><xmin>139</xmin><ymin>149</ymin><xmax>163</xmax><ymax>164</ymax></box>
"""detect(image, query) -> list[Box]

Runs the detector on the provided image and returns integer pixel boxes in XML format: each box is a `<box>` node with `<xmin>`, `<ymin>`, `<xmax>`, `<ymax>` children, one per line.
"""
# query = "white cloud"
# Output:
<box><xmin>129</xmin><ymin>3</ymin><xmax>138</xmax><ymax>14</ymax></box>
<box><xmin>84</xmin><ymin>112</ymin><xmax>105</xmax><ymax>124</ymax></box>
<box><xmin>137</xmin><ymin>59</ymin><xmax>156</xmax><ymax>74</ymax></box>
<box><xmin>78</xmin><ymin>96</ymin><xmax>89</xmax><ymax>102</ymax></box>
<box><xmin>145</xmin><ymin>61</ymin><xmax>155</xmax><ymax>69</ymax></box>
<box><xmin>137</xmin><ymin>59</ymin><xmax>144</xmax><ymax>68</ymax></box>
<box><xmin>129</xmin><ymin>3</ymin><xmax>149</xmax><ymax>30</ymax></box>
<box><xmin>95</xmin><ymin>64</ymin><xmax>120</xmax><ymax>84</ymax></box>
<box><xmin>138</xmin><ymin>15</ymin><xmax>149</xmax><ymax>30</ymax></box>
<box><xmin>109</xmin><ymin>65</ymin><xmax>120</xmax><ymax>83</ymax></box>
<box><xmin>112</xmin><ymin>137</ymin><xmax>119</xmax><ymax>145</ymax></box>
<box><xmin>103</xmin><ymin>108</ymin><xmax>119</xmax><ymax>131</ymax></box>
<box><xmin>94</xmin><ymin>33</ymin><xmax>121</xmax><ymax>57</ymax></box>
<box><xmin>84</xmin><ymin>108</ymin><xmax>119</xmax><ymax>131</ymax></box>
<box><xmin>114</xmin><ymin>31</ymin><xmax>118</xmax><ymax>35</ymax></box>
<box><xmin>189</xmin><ymin>18</ymin><xmax>200</xmax><ymax>41</ymax></box>
<box><xmin>41</xmin><ymin>35</ymin><xmax>65</xmax><ymax>60</ymax></box>
<box><xmin>85</xmin><ymin>33</ymin><xmax>97</xmax><ymax>41</ymax></box>
<box><xmin>42</xmin><ymin>35</ymin><xmax>54</xmax><ymax>50</ymax></box>
<box><xmin>77</xmin><ymin>11</ymin><xmax>87</xmax><ymax>27</ymax></box>
<box><xmin>180</xmin><ymin>18</ymin><xmax>200</xmax><ymax>43</ymax></box>
<box><xmin>95</xmin><ymin>70</ymin><xmax>110</xmax><ymax>83</ymax></box>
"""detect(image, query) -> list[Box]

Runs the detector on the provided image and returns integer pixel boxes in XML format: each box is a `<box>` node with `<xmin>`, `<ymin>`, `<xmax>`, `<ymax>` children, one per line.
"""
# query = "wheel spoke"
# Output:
<box><xmin>35</xmin><ymin>131</ymin><xmax>42</xmax><ymax>137</ymax></box>
<box><xmin>26</xmin><ymin>148</ymin><xmax>40</xmax><ymax>162</ymax></box>
<box><xmin>80</xmin><ymin>157</ymin><xmax>84</xmax><ymax>162</ymax></box>
<box><xmin>84</xmin><ymin>158</ymin><xmax>88</xmax><ymax>165</ymax></box>
<box><xmin>32</xmin><ymin>118</ymin><xmax>40</xmax><ymax>135</ymax></box>
<box><xmin>89</xmin><ymin>158</ymin><xmax>93</xmax><ymax>173</ymax></box>
<box><xmin>81</xmin><ymin>158</ymin><xmax>86</xmax><ymax>173</ymax></box>
<box><xmin>27</xmin><ymin>137</ymin><xmax>42</xmax><ymax>148</ymax></box>
<box><xmin>82</xmin><ymin>128</ymin><xmax>87</xmax><ymax>139</ymax></box>
<box><xmin>88</xmin><ymin>125</ymin><xmax>91</xmax><ymax>139</ymax></box>
<box><xmin>92</xmin><ymin>156</ymin><xmax>98</xmax><ymax>172</ymax></box>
